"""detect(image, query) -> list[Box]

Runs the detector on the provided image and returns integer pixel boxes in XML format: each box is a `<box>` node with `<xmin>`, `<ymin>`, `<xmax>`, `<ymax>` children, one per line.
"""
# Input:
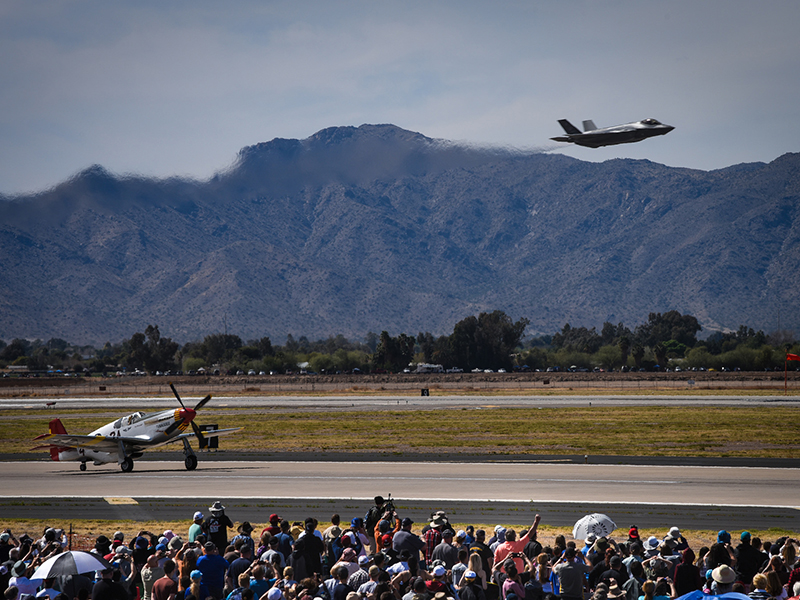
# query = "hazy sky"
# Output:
<box><xmin>2</xmin><ymin>1</ymin><xmax>799</xmax><ymax>195</ymax></box>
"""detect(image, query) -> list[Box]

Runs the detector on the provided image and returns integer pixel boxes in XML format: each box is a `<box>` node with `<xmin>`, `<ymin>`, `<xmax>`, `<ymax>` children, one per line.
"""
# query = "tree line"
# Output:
<box><xmin>0</xmin><ymin>310</ymin><xmax>797</xmax><ymax>375</ymax></box>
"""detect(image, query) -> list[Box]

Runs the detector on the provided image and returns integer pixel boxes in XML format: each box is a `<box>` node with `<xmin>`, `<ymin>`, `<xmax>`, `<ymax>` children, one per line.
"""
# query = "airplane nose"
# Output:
<box><xmin>179</xmin><ymin>408</ymin><xmax>197</xmax><ymax>423</ymax></box>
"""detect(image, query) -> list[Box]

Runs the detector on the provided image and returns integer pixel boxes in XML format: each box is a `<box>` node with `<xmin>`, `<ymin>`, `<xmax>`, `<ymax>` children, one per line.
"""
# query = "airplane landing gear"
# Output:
<box><xmin>80</xmin><ymin>462</ymin><xmax>87</xmax><ymax>471</ymax></box>
<box><xmin>182</xmin><ymin>437</ymin><xmax>198</xmax><ymax>471</ymax></box>
<box><xmin>120</xmin><ymin>457</ymin><xmax>134</xmax><ymax>473</ymax></box>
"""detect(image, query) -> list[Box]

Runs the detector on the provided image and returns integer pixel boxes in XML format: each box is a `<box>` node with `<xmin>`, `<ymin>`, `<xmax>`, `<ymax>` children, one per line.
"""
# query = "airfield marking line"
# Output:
<box><xmin>98</xmin><ymin>475</ymin><xmax>682</xmax><ymax>484</ymax></box>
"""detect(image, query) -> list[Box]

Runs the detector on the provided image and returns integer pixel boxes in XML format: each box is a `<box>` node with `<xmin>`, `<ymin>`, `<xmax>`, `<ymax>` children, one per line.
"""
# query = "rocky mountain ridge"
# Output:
<box><xmin>1</xmin><ymin>124</ymin><xmax>798</xmax><ymax>345</ymax></box>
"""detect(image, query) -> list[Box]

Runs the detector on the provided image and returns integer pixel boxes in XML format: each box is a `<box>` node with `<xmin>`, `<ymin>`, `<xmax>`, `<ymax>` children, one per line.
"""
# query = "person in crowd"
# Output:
<box><xmin>197</xmin><ymin>543</ymin><xmax>229</xmax><ymax>600</ymax></box>
<box><xmin>204</xmin><ymin>504</ymin><xmax>234</xmax><ymax>555</ymax></box>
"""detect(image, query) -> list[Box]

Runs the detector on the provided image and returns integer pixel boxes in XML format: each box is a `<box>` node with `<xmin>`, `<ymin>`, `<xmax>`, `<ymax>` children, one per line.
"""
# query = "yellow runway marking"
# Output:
<box><xmin>104</xmin><ymin>497</ymin><xmax>138</xmax><ymax>505</ymax></box>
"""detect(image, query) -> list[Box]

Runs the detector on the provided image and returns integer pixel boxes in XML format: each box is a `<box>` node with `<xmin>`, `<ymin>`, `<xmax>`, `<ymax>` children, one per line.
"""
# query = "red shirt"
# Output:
<box><xmin>152</xmin><ymin>577</ymin><xmax>178</xmax><ymax>600</ymax></box>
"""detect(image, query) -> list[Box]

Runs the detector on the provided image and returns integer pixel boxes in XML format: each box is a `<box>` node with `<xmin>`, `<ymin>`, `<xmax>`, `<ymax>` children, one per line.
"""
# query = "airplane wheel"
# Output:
<box><xmin>80</xmin><ymin>463</ymin><xmax>87</xmax><ymax>472</ymax></box>
<box><xmin>185</xmin><ymin>455</ymin><xmax>198</xmax><ymax>471</ymax></box>
<box><xmin>120</xmin><ymin>458</ymin><xmax>134</xmax><ymax>473</ymax></box>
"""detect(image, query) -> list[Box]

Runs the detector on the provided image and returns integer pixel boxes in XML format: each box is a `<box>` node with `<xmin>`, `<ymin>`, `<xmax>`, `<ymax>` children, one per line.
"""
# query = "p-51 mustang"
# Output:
<box><xmin>33</xmin><ymin>384</ymin><xmax>241</xmax><ymax>472</ymax></box>
<box><xmin>551</xmin><ymin>118</ymin><xmax>674</xmax><ymax>148</ymax></box>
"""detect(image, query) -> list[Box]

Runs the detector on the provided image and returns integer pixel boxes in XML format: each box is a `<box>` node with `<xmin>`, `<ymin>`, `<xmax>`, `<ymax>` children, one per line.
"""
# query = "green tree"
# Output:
<box><xmin>634</xmin><ymin>311</ymin><xmax>701</xmax><ymax>347</ymax></box>
<box><xmin>618</xmin><ymin>336</ymin><xmax>630</xmax><ymax>366</ymax></box>
<box><xmin>417</xmin><ymin>332</ymin><xmax>435</xmax><ymax>363</ymax></box>
<box><xmin>448</xmin><ymin>311</ymin><xmax>529</xmax><ymax>371</ymax></box>
<box><xmin>373</xmin><ymin>331</ymin><xmax>416</xmax><ymax>372</ymax></box>
<box><xmin>631</xmin><ymin>344</ymin><xmax>645</xmax><ymax>368</ymax></box>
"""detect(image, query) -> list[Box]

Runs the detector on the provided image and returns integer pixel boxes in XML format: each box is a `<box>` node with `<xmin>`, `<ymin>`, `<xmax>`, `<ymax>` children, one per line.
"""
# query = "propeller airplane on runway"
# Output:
<box><xmin>33</xmin><ymin>384</ymin><xmax>241</xmax><ymax>472</ymax></box>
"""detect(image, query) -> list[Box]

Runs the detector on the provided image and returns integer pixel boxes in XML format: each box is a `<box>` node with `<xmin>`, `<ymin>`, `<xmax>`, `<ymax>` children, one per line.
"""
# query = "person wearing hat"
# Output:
<box><xmin>736</xmin><ymin>531</ymin><xmax>763</xmax><ymax>592</ymax></box>
<box><xmin>711</xmin><ymin>565</ymin><xmax>735</xmax><ymax>594</ymax></box>
<box><xmin>187</xmin><ymin>569</ymin><xmax>211</xmax><ymax>600</ymax></box>
<box><xmin>423</xmin><ymin>517</ymin><xmax>447</xmax><ymax>568</ymax></box>
<box><xmin>330</xmin><ymin>548</ymin><xmax>360</xmax><ymax>579</ymax></box>
<box><xmin>204</xmin><ymin>502</ymin><xmax>234</xmax><ymax>555</ymax></box>
<box><xmin>261</xmin><ymin>515</ymin><xmax>282</xmax><ymax>538</ymax></box>
<box><xmin>468</xmin><ymin>530</ymin><xmax>494</xmax><ymax>574</ymax></box>
<box><xmin>627</xmin><ymin>527</ymin><xmax>640</xmax><ymax>545</ymax></box>
<box><xmin>425</xmin><ymin>565</ymin><xmax>451</xmax><ymax>595</ymax></box>
<box><xmin>581</xmin><ymin>534</ymin><xmax>598</xmax><ymax>557</ymax></box>
<box><xmin>92</xmin><ymin>565</ymin><xmax>128</xmax><ymax>600</ymax></box>
<box><xmin>226</xmin><ymin>544</ymin><xmax>254</xmax><ymax>593</ymax></box>
<box><xmin>9</xmin><ymin>560</ymin><xmax>42</xmax><ymax>598</ymax></box>
<box><xmin>459</xmin><ymin>570</ymin><xmax>485</xmax><ymax>600</ymax></box>
<box><xmin>291</xmin><ymin>518</ymin><xmax>325</xmax><ymax>580</ymax></box>
<box><xmin>663</xmin><ymin>527</ymin><xmax>688</xmax><ymax>553</ymax></box>
<box><xmin>189</xmin><ymin>512</ymin><xmax>205</xmax><ymax>544</ymax></box>
<box><xmin>231</xmin><ymin>523</ymin><xmax>256</xmax><ymax>556</ymax></box>
<box><xmin>197</xmin><ymin>542</ymin><xmax>229</xmax><ymax>600</ymax></box>
<box><xmin>432</xmin><ymin>529</ymin><xmax>460</xmax><ymax>570</ymax></box>
<box><xmin>345</xmin><ymin>555</ymin><xmax>371</xmax><ymax>590</ymax></box>
<box><xmin>393</xmin><ymin>518</ymin><xmax>425</xmax><ymax>574</ymax></box>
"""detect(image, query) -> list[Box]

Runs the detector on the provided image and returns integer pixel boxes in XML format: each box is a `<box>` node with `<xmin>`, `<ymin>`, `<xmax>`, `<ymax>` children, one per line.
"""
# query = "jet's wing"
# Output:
<box><xmin>32</xmin><ymin>433</ymin><xmax>154</xmax><ymax>453</ymax></box>
<box><xmin>146</xmin><ymin>427</ymin><xmax>243</xmax><ymax>449</ymax></box>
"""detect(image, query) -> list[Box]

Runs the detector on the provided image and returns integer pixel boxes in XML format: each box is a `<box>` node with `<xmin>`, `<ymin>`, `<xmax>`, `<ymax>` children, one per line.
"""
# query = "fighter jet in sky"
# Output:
<box><xmin>551</xmin><ymin>118</ymin><xmax>674</xmax><ymax>148</ymax></box>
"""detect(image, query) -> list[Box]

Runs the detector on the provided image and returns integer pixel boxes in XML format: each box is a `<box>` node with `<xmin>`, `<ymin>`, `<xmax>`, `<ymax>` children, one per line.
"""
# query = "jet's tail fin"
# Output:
<box><xmin>557</xmin><ymin>119</ymin><xmax>582</xmax><ymax>135</ymax></box>
<box><xmin>582</xmin><ymin>120</ymin><xmax>597</xmax><ymax>132</ymax></box>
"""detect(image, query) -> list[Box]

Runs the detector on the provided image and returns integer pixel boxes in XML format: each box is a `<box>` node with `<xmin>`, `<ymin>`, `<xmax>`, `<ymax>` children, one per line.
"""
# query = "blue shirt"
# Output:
<box><xmin>196</xmin><ymin>554</ymin><xmax>229</xmax><ymax>590</ymax></box>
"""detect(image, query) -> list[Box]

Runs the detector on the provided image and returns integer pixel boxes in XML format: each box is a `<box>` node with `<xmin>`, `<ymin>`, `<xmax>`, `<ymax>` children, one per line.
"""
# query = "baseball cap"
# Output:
<box><xmin>190</xmin><ymin>570</ymin><xmax>202</xmax><ymax>580</ymax></box>
<box><xmin>465</xmin><ymin>570</ymin><xmax>477</xmax><ymax>580</ymax></box>
<box><xmin>401</xmin><ymin>517</ymin><xmax>414</xmax><ymax>527</ymax></box>
<box><xmin>267</xmin><ymin>589</ymin><xmax>282</xmax><ymax>600</ymax></box>
<box><xmin>433</xmin><ymin>565</ymin><xmax>446</xmax><ymax>577</ymax></box>
<box><xmin>0</xmin><ymin>533</ymin><xmax>9</xmax><ymax>543</ymax></box>
<box><xmin>381</xmin><ymin>534</ymin><xmax>392</xmax><ymax>547</ymax></box>
<box><xmin>358</xmin><ymin>555</ymin><xmax>370</xmax><ymax>566</ymax></box>
<box><xmin>155</xmin><ymin>544</ymin><xmax>167</xmax><ymax>552</ymax></box>
<box><xmin>193</xmin><ymin>511</ymin><xmax>204</xmax><ymax>521</ymax></box>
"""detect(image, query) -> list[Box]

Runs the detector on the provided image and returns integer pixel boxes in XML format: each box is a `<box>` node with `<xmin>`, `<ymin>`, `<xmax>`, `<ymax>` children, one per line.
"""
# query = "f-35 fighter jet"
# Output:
<box><xmin>551</xmin><ymin>118</ymin><xmax>674</xmax><ymax>148</ymax></box>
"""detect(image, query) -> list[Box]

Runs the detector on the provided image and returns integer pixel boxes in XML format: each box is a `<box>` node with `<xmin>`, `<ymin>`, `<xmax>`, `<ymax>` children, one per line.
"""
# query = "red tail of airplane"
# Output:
<box><xmin>47</xmin><ymin>418</ymin><xmax>68</xmax><ymax>461</ymax></box>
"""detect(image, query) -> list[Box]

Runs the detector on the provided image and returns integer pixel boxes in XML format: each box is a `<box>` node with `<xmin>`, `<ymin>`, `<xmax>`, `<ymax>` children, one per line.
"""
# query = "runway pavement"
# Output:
<box><xmin>3</xmin><ymin>393</ymin><xmax>800</xmax><ymax>411</ymax></box>
<box><xmin>2</xmin><ymin>459</ymin><xmax>799</xmax><ymax>530</ymax></box>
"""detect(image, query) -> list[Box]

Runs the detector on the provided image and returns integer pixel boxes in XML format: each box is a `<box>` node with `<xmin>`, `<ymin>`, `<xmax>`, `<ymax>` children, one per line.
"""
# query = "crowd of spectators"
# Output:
<box><xmin>3</xmin><ymin>497</ymin><xmax>800</xmax><ymax>600</ymax></box>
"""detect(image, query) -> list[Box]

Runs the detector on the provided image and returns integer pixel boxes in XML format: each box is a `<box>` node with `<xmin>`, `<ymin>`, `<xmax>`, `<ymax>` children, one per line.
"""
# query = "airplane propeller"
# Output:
<box><xmin>167</xmin><ymin>383</ymin><xmax>210</xmax><ymax>444</ymax></box>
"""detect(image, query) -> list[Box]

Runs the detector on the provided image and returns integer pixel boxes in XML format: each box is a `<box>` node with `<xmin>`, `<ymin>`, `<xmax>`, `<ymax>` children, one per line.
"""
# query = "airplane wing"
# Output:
<box><xmin>32</xmin><ymin>433</ymin><xmax>154</xmax><ymax>453</ymax></box>
<box><xmin>144</xmin><ymin>427</ymin><xmax>243</xmax><ymax>449</ymax></box>
<box><xmin>33</xmin><ymin>428</ymin><xmax>242</xmax><ymax>452</ymax></box>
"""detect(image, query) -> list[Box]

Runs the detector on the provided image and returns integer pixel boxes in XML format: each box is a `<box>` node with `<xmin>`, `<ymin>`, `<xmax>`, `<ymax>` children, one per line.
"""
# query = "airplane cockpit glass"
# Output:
<box><xmin>642</xmin><ymin>118</ymin><xmax>661</xmax><ymax>125</ymax></box>
<box><xmin>114</xmin><ymin>418</ymin><xmax>123</xmax><ymax>429</ymax></box>
<box><xmin>127</xmin><ymin>412</ymin><xmax>145</xmax><ymax>424</ymax></box>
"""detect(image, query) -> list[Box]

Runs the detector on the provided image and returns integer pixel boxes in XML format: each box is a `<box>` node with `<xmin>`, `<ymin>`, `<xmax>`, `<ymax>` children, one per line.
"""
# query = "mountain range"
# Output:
<box><xmin>1</xmin><ymin>124</ymin><xmax>798</xmax><ymax>345</ymax></box>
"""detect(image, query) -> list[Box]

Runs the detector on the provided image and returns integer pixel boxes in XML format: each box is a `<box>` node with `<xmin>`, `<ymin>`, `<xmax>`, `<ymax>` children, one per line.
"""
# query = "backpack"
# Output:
<box><xmin>365</xmin><ymin>506</ymin><xmax>383</xmax><ymax>532</ymax></box>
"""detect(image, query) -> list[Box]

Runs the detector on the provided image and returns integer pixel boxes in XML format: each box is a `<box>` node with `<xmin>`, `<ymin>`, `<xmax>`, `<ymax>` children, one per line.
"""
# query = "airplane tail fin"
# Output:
<box><xmin>47</xmin><ymin>419</ymin><xmax>68</xmax><ymax>461</ymax></box>
<box><xmin>558</xmin><ymin>119</ymin><xmax>582</xmax><ymax>135</ymax></box>
<box><xmin>582</xmin><ymin>120</ymin><xmax>597</xmax><ymax>132</ymax></box>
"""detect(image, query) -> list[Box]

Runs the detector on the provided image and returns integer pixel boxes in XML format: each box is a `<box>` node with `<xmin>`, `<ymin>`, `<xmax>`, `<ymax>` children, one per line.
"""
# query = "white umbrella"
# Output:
<box><xmin>573</xmin><ymin>513</ymin><xmax>617</xmax><ymax>539</ymax></box>
<box><xmin>31</xmin><ymin>551</ymin><xmax>111</xmax><ymax>579</ymax></box>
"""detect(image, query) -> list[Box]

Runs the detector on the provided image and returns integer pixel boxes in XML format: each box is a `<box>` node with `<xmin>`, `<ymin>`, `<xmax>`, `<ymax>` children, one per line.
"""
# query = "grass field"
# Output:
<box><xmin>3</xmin><ymin>405</ymin><xmax>800</xmax><ymax>457</ymax></box>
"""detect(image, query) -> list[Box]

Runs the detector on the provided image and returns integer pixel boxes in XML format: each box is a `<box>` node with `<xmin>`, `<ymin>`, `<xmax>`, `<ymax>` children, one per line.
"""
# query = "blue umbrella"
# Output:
<box><xmin>675</xmin><ymin>592</ymin><xmax>751</xmax><ymax>600</ymax></box>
